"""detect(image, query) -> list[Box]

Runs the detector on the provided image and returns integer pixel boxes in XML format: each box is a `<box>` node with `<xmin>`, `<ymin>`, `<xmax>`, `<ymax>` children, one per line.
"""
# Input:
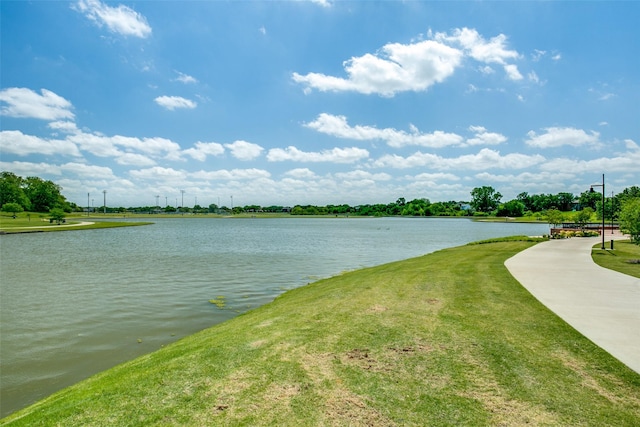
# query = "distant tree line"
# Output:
<box><xmin>2</xmin><ymin>171</ymin><xmax>638</xmax><ymax>225</ymax></box>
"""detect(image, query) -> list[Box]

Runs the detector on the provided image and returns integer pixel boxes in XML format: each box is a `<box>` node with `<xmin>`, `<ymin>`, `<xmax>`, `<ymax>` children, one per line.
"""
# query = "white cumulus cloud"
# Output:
<box><xmin>224</xmin><ymin>140</ymin><xmax>264</xmax><ymax>161</ymax></box>
<box><xmin>466</xmin><ymin>126</ymin><xmax>507</xmax><ymax>146</ymax></box>
<box><xmin>435</xmin><ymin>27</ymin><xmax>520</xmax><ymax>65</ymax></box>
<box><xmin>183</xmin><ymin>141</ymin><xmax>225</xmax><ymax>161</ymax></box>
<box><xmin>0</xmin><ymin>88</ymin><xmax>75</xmax><ymax>121</ymax></box>
<box><xmin>0</xmin><ymin>130</ymin><xmax>82</xmax><ymax>157</ymax></box>
<box><xmin>293</xmin><ymin>39</ymin><xmax>463</xmax><ymax>96</ymax></box>
<box><xmin>526</xmin><ymin>127</ymin><xmax>600</xmax><ymax>148</ymax></box>
<box><xmin>305</xmin><ymin>113</ymin><xmax>463</xmax><ymax>148</ymax></box>
<box><xmin>293</xmin><ymin>27</ymin><xmax>526</xmax><ymax>96</ymax></box>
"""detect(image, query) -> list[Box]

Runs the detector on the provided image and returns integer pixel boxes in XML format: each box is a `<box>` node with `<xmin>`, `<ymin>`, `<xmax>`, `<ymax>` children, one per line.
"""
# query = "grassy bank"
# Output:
<box><xmin>2</xmin><ymin>239</ymin><xmax>639</xmax><ymax>426</ymax></box>
<box><xmin>0</xmin><ymin>213</ymin><xmax>152</xmax><ymax>234</ymax></box>
<box><xmin>592</xmin><ymin>240</ymin><xmax>640</xmax><ymax>278</ymax></box>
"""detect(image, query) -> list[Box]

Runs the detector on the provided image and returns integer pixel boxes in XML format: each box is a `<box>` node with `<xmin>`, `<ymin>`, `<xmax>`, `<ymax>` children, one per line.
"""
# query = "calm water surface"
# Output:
<box><xmin>0</xmin><ymin>217</ymin><xmax>549</xmax><ymax>416</ymax></box>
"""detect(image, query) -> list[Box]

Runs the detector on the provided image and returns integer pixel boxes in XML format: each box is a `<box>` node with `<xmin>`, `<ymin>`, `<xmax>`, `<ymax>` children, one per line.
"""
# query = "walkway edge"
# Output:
<box><xmin>505</xmin><ymin>235</ymin><xmax>640</xmax><ymax>374</ymax></box>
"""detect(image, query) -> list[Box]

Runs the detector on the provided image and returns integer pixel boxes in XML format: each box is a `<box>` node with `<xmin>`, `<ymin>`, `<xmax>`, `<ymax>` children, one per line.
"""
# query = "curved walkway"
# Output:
<box><xmin>505</xmin><ymin>234</ymin><xmax>640</xmax><ymax>374</ymax></box>
<box><xmin>0</xmin><ymin>221</ymin><xmax>95</xmax><ymax>232</ymax></box>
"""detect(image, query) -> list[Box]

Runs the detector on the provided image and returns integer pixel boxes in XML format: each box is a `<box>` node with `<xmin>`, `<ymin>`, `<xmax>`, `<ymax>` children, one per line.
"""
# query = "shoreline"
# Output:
<box><xmin>3</xmin><ymin>236</ymin><xmax>638</xmax><ymax>424</ymax></box>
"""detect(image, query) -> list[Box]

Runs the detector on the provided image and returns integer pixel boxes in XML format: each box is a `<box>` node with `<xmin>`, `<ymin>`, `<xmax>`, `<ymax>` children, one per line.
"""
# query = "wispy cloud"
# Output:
<box><xmin>267</xmin><ymin>146</ymin><xmax>369</xmax><ymax>163</ymax></box>
<box><xmin>74</xmin><ymin>0</ymin><xmax>152</xmax><ymax>38</ymax></box>
<box><xmin>174</xmin><ymin>71</ymin><xmax>198</xmax><ymax>84</ymax></box>
<box><xmin>154</xmin><ymin>96</ymin><xmax>197</xmax><ymax>110</ymax></box>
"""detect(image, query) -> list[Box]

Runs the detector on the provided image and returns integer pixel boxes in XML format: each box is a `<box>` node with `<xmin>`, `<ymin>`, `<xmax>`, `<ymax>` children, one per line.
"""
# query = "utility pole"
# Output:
<box><xmin>181</xmin><ymin>190</ymin><xmax>185</xmax><ymax>208</ymax></box>
<box><xmin>103</xmin><ymin>190</ymin><xmax>107</xmax><ymax>214</ymax></box>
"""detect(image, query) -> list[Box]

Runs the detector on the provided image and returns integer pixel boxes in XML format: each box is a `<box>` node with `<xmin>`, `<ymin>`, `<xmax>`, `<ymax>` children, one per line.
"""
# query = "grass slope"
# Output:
<box><xmin>2</xmin><ymin>240</ymin><xmax>639</xmax><ymax>426</ymax></box>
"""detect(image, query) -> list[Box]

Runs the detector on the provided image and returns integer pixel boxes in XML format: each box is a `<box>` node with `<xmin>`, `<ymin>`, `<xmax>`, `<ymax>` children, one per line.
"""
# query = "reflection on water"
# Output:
<box><xmin>0</xmin><ymin>217</ymin><xmax>548</xmax><ymax>416</ymax></box>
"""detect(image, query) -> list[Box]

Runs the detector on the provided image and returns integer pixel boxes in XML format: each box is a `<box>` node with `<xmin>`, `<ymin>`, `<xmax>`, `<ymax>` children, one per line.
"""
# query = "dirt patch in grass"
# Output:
<box><xmin>557</xmin><ymin>350</ymin><xmax>640</xmax><ymax>407</ymax></box>
<box><xmin>366</xmin><ymin>304</ymin><xmax>388</xmax><ymax>313</ymax></box>
<box><xmin>459</xmin><ymin>353</ymin><xmax>559</xmax><ymax>426</ymax></box>
<box><xmin>296</xmin><ymin>351</ymin><xmax>395</xmax><ymax>426</ymax></box>
<box><xmin>324</xmin><ymin>393</ymin><xmax>394</xmax><ymax>427</ymax></box>
<box><xmin>249</xmin><ymin>339</ymin><xmax>267</xmax><ymax>349</ymax></box>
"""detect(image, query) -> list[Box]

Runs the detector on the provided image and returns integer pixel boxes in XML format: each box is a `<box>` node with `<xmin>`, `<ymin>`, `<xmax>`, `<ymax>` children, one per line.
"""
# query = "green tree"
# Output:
<box><xmin>579</xmin><ymin>190</ymin><xmax>600</xmax><ymax>211</ymax></box>
<box><xmin>516</xmin><ymin>192</ymin><xmax>533</xmax><ymax>212</ymax></box>
<box><xmin>2</xmin><ymin>202</ymin><xmax>24</xmax><ymax>217</ymax></box>
<box><xmin>496</xmin><ymin>200</ymin><xmax>525</xmax><ymax>217</ymax></box>
<box><xmin>619</xmin><ymin>198</ymin><xmax>640</xmax><ymax>244</ymax></box>
<box><xmin>545</xmin><ymin>209</ymin><xmax>564</xmax><ymax>227</ymax></box>
<box><xmin>556</xmin><ymin>192</ymin><xmax>575</xmax><ymax>211</ymax></box>
<box><xmin>0</xmin><ymin>171</ymin><xmax>31</xmax><ymax>210</ymax></box>
<box><xmin>24</xmin><ymin>176</ymin><xmax>66</xmax><ymax>212</ymax></box>
<box><xmin>575</xmin><ymin>207</ymin><xmax>594</xmax><ymax>230</ymax></box>
<box><xmin>49</xmin><ymin>208</ymin><xmax>66</xmax><ymax>225</ymax></box>
<box><xmin>470</xmin><ymin>186</ymin><xmax>502</xmax><ymax>213</ymax></box>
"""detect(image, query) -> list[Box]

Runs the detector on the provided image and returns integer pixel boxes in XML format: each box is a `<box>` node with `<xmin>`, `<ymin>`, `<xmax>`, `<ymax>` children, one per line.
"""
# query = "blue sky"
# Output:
<box><xmin>1</xmin><ymin>0</ymin><xmax>638</xmax><ymax>208</ymax></box>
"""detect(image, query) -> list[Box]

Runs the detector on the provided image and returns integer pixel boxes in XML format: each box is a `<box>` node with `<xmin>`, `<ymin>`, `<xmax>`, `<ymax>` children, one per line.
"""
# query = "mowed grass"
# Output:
<box><xmin>0</xmin><ymin>213</ymin><xmax>151</xmax><ymax>233</ymax></box>
<box><xmin>592</xmin><ymin>240</ymin><xmax>640</xmax><ymax>278</ymax></box>
<box><xmin>2</xmin><ymin>240</ymin><xmax>639</xmax><ymax>426</ymax></box>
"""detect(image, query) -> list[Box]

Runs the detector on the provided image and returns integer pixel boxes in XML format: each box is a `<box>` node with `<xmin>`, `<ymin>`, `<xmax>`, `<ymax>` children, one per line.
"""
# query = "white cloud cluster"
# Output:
<box><xmin>267</xmin><ymin>146</ymin><xmax>370</xmax><ymax>163</ymax></box>
<box><xmin>0</xmin><ymin>130</ymin><xmax>83</xmax><ymax>158</ymax></box>
<box><xmin>293</xmin><ymin>27</ymin><xmax>525</xmax><ymax>96</ymax></box>
<box><xmin>305</xmin><ymin>113</ymin><xmax>507</xmax><ymax>149</ymax></box>
<box><xmin>372</xmin><ymin>148</ymin><xmax>545</xmax><ymax>171</ymax></box>
<box><xmin>183</xmin><ymin>142</ymin><xmax>225</xmax><ymax>161</ymax></box>
<box><xmin>0</xmin><ymin>88</ymin><xmax>75</xmax><ymax>120</ymax></box>
<box><xmin>305</xmin><ymin>113</ymin><xmax>464</xmax><ymax>148</ymax></box>
<box><xmin>526</xmin><ymin>127</ymin><xmax>600</xmax><ymax>148</ymax></box>
<box><xmin>154</xmin><ymin>96</ymin><xmax>197</xmax><ymax>110</ymax></box>
<box><xmin>466</xmin><ymin>126</ymin><xmax>507</xmax><ymax>146</ymax></box>
<box><xmin>224</xmin><ymin>140</ymin><xmax>264</xmax><ymax>161</ymax></box>
<box><xmin>2</xmin><ymin>84</ymin><xmax>636</xmax><ymax>207</ymax></box>
<box><xmin>74</xmin><ymin>0</ymin><xmax>152</xmax><ymax>38</ymax></box>
<box><xmin>434</xmin><ymin>27</ymin><xmax>521</xmax><ymax>80</ymax></box>
<box><xmin>293</xmin><ymin>39</ymin><xmax>462</xmax><ymax>96</ymax></box>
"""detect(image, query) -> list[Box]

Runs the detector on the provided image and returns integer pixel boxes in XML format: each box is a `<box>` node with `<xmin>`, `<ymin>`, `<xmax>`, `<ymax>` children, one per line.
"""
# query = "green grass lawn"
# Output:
<box><xmin>0</xmin><ymin>213</ymin><xmax>152</xmax><ymax>233</ymax></box>
<box><xmin>592</xmin><ymin>239</ymin><xmax>640</xmax><ymax>278</ymax></box>
<box><xmin>2</xmin><ymin>239</ymin><xmax>639</xmax><ymax>426</ymax></box>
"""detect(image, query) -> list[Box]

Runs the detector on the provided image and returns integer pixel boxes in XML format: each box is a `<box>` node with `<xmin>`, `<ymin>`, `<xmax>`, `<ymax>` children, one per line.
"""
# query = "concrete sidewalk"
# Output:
<box><xmin>505</xmin><ymin>234</ymin><xmax>640</xmax><ymax>374</ymax></box>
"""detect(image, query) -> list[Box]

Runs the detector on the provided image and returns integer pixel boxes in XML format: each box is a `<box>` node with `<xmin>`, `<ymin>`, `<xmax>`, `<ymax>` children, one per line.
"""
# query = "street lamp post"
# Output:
<box><xmin>589</xmin><ymin>174</ymin><xmax>605</xmax><ymax>250</ymax></box>
<box><xmin>611</xmin><ymin>191</ymin><xmax>615</xmax><ymax>234</ymax></box>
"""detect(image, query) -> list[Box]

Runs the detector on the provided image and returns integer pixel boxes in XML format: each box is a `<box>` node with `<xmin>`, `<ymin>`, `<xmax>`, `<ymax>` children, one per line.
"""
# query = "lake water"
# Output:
<box><xmin>0</xmin><ymin>217</ymin><xmax>549</xmax><ymax>417</ymax></box>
